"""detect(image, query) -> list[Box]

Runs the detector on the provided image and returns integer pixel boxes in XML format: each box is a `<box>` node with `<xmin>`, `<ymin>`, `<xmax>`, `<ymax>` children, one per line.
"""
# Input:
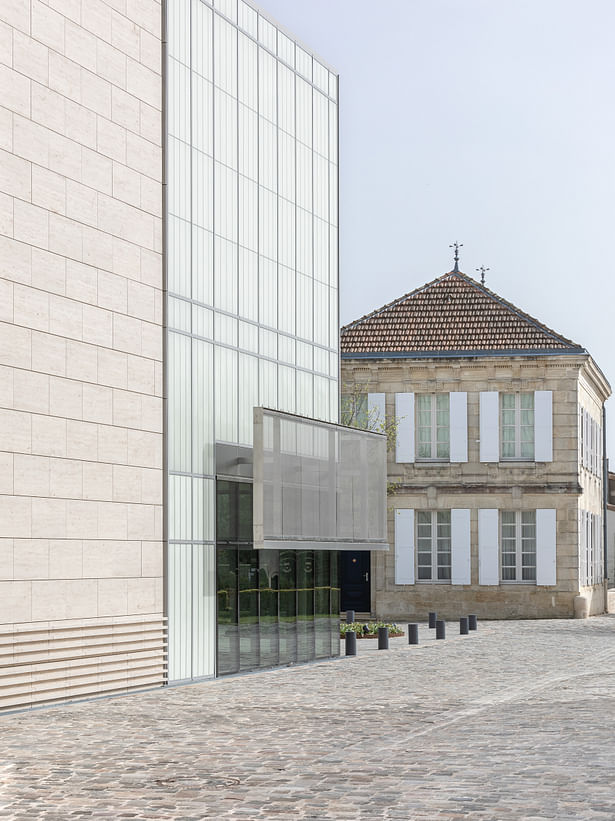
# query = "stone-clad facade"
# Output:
<box><xmin>0</xmin><ymin>0</ymin><xmax>164</xmax><ymax>710</ymax></box>
<box><xmin>341</xmin><ymin>271</ymin><xmax>610</xmax><ymax>620</ymax></box>
<box><xmin>607</xmin><ymin>472</ymin><xmax>615</xmax><ymax>586</ymax></box>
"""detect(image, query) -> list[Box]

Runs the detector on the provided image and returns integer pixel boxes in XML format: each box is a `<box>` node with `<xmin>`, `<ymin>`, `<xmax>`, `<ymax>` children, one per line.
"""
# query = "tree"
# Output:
<box><xmin>340</xmin><ymin>382</ymin><xmax>400</xmax><ymax>496</ymax></box>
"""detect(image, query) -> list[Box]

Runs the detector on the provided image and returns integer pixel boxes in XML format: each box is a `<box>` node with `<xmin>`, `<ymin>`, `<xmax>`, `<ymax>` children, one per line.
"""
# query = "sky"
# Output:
<box><xmin>260</xmin><ymin>0</ymin><xmax>615</xmax><ymax>460</ymax></box>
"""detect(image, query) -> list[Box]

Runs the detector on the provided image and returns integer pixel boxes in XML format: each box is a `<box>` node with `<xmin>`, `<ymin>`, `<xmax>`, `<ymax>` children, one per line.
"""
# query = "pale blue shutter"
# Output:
<box><xmin>534</xmin><ymin>391</ymin><xmax>553</xmax><ymax>462</ymax></box>
<box><xmin>536</xmin><ymin>509</ymin><xmax>557</xmax><ymax>586</ymax></box>
<box><xmin>451</xmin><ymin>508</ymin><xmax>471</xmax><ymax>585</ymax></box>
<box><xmin>479</xmin><ymin>392</ymin><xmax>499</xmax><ymax>462</ymax></box>
<box><xmin>395</xmin><ymin>509</ymin><xmax>415</xmax><ymax>584</ymax></box>
<box><xmin>395</xmin><ymin>393</ymin><xmax>414</xmax><ymax>463</ymax></box>
<box><xmin>449</xmin><ymin>392</ymin><xmax>468</xmax><ymax>462</ymax></box>
<box><xmin>478</xmin><ymin>508</ymin><xmax>499</xmax><ymax>585</ymax></box>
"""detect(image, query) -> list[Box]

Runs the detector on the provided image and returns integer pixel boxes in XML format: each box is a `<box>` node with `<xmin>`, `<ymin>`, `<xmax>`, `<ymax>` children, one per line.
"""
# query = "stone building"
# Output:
<box><xmin>607</xmin><ymin>471</ymin><xmax>615</xmax><ymax>586</ymax></box>
<box><xmin>340</xmin><ymin>268</ymin><xmax>610</xmax><ymax>620</ymax></box>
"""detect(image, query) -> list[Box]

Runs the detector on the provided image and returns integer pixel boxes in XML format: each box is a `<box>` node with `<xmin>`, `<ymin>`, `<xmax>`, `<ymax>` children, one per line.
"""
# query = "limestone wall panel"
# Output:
<box><xmin>0</xmin><ymin>0</ymin><xmax>165</xmax><ymax>707</ymax></box>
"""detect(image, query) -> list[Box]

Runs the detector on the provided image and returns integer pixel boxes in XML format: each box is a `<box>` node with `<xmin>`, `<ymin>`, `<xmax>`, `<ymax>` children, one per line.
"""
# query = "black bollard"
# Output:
<box><xmin>460</xmin><ymin>616</ymin><xmax>469</xmax><ymax>635</ymax></box>
<box><xmin>435</xmin><ymin>619</ymin><xmax>446</xmax><ymax>640</ymax></box>
<box><xmin>377</xmin><ymin>626</ymin><xmax>389</xmax><ymax>650</ymax></box>
<box><xmin>428</xmin><ymin>611</ymin><xmax>437</xmax><ymax>629</ymax></box>
<box><xmin>408</xmin><ymin>623</ymin><xmax>419</xmax><ymax>645</ymax></box>
<box><xmin>468</xmin><ymin>614</ymin><xmax>478</xmax><ymax>631</ymax></box>
<box><xmin>345</xmin><ymin>631</ymin><xmax>357</xmax><ymax>655</ymax></box>
<box><xmin>346</xmin><ymin>610</ymin><xmax>355</xmax><ymax>624</ymax></box>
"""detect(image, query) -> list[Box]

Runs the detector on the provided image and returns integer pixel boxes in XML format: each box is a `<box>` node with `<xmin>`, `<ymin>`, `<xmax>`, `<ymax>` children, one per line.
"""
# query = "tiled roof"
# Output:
<box><xmin>341</xmin><ymin>271</ymin><xmax>585</xmax><ymax>357</ymax></box>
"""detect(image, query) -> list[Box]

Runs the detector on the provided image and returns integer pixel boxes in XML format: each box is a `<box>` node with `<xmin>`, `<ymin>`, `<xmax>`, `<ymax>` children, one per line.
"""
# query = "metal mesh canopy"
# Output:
<box><xmin>253</xmin><ymin>408</ymin><xmax>389</xmax><ymax>551</ymax></box>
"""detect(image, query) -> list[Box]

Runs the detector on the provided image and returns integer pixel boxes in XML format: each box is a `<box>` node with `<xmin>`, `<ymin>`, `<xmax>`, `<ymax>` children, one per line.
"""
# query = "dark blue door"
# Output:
<box><xmin>340</xmin><ymin>551</ymin><xmax>371</xmax><ymax>613</ymax></box>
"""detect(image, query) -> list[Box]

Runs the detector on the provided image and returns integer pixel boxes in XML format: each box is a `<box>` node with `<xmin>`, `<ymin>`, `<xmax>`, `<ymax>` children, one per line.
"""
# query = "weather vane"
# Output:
<box><xmin>449</xmin><ymin>241</ymin><xmax>463</xmax><ymax>272</ymax></box>
<box><xmin>476</xmin><ymin>265</ymin><xmax>490</xmax><ymax>286</ymax></box>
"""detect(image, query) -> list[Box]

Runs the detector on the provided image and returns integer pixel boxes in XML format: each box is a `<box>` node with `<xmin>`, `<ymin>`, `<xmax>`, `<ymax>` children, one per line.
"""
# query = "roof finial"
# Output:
<box><xmin>449</xmin><ymin>241</ymin><xmax>463</xmax><ymax>272</ymax></box>
<box><xmin>476</xmin><ymin>265</ymin><xmax>490</xmax><ymax>286</ymax></box>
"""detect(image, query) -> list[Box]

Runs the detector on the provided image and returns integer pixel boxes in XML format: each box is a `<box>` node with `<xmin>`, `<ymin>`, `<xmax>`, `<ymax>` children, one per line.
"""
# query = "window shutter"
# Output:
<box><xmin>449</xmin><ymin>392</ymin><xmax>468</xmax><ymax>462</ymax></box>
<box><xmin>368</xmin><ymin>392</ymin><xmax>385</xmax><ymax>432</ymax></box>
<box><xmin>451</xmin><ymin>508</ymin><xmax>471</xmax><ymax>585</ymax></box>
<box><xmin>578</xmin><ymin>509</ymin><xmax>584</xmax><ymax>586</ymax></box>
<box><xmin>395</xmin><ymin>509</ymin><xmax>414</xmax><ymax>584</ymax></box>
<box><xmin>590</xmin><ymin>418</ymin><xmax>594</xmax><ymax>473</ymax></box>
<box><xmin>589</xmin><ymin>419</ymin><xmax>596</xmax><ymax>473</ymax></box>
<box><xmin>578</xmin><ymin>407</ymin><xmax>582</xmax><ymax>468</ymax></box>
<box><xmin>478</xmin><ymin>508</ymin><xmax>499</xmax><ymax>585</ymax></box>
<box><xmin>479</xmin><ymin>391</ymin><xmax>499</xmax><ymax>462</ymax></box>
<box><xmin>395</xmin><ymin>393</ymin><xmax>414</xmax><ymax>463</ymax></box>
<box><xmin>536</xmin><ymin>508</ymin><xmax>557</xmax><ymax>586</ymax></box>
<box><xmin>534</xmin><ymin>391</ymin><xmax>553</xmax><ymax>462</ymax></box>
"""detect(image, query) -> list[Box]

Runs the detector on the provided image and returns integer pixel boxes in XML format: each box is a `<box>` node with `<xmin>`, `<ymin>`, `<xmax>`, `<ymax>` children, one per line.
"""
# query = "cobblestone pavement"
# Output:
<box><xmin>3</xmin><ymin>617</ymin><xmax>615</xmax><ymax>820</ymax></box>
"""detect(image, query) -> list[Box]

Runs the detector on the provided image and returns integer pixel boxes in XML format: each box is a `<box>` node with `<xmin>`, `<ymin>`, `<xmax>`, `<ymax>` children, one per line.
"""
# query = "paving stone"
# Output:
<box><xmin>2</xmin><ymin>617</ymin><xmax>615</xmax><ymax>818</ymax></box>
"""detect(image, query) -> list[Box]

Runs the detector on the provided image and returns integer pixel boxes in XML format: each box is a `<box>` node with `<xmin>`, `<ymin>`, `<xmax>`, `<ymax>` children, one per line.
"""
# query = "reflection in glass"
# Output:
<box><xmin>215</xmin><ymin>481</ymin><xmax>340</xmax><ymax>674</ymax></box>
<box><xmin>239</xmin><ymin>548</ymin><xmax>259</xmax><ymax>670</ymax></box>
<box><xmin>296</xmin><ymin>550</ymin><xmax>315</xmax><ymax>662</ymax></box>
<box><xmin>217</xmin><ymin>546</ymin><xmax>239</xmax><ymax>674</ymax></box>
<box><xmin>278</xmin><ymin>549</ymin><xmax>297</xmax><ymax>665</ymax></box>
<box><xmin>259</xmin><ymin>550</ymin><xmax>279</xmax><ymax>667</ymax></box>
<box><xmin>330</xmin><ymin>553</ymin><xmax>340</xmax><ymax>655</ymax></box>
<box><xmin>315</xmin><ymin>551</ymin><xmax>330</xmax><ymax>657</ymax></box>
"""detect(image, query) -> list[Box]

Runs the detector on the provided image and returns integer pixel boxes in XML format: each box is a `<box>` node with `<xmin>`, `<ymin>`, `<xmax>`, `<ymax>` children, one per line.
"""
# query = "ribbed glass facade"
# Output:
<box><xmin>165</xmin><ymin>0</ymin><xmax>339</xmax><ymax>680</ymax></box>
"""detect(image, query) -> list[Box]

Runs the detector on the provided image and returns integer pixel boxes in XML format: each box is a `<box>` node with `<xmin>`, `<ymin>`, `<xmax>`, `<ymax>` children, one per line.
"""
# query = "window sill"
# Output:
<box><xmin>500</xmin><ymin>580</ymin><xmax>537</xmax><ymax>585</ymax></box>
<box><xmin>416</xmin><ymin>580</ymin><xmax>451</xmax><ymax>585</ymax></box>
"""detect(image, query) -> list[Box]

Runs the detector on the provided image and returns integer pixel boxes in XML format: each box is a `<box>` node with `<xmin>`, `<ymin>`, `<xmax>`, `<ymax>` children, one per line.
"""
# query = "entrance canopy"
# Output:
<box><xmin>253</xmin><ymin>408</ymin><xmax>389</xmax><ymax>551</ymax></box>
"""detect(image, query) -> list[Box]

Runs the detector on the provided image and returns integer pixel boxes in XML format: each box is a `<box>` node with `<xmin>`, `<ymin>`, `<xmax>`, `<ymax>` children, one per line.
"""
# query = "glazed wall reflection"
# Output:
<box><xmin>216</xmin><ymin>480</ymin><xmax>340</xmax><ymax>674</ymax></box>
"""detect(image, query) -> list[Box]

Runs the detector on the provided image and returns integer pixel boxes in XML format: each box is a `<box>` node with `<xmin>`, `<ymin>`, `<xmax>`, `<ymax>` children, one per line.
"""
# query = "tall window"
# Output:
<box><xmin>501</xmin><ymin>393</ymin><xmax>534</xmax><ymax>459</ymax></box>
<box><xmin>579</xmin><ymin>509</ymin><xmax>603</xmax><ymax>587</ymax></box>
<box><xmin>416</xmin><ymin>511</ymin><xmax>451</xmax><ymax>581</ymax></box>
<box><xmin>416</xmin><ymin>394</ymin><xmax>450</xmax><ymax>459</ymax></box>
<box><xmin>501</xmin><ymin>511</ymin><xmax>536</xmax><ymax>582</ymax></box>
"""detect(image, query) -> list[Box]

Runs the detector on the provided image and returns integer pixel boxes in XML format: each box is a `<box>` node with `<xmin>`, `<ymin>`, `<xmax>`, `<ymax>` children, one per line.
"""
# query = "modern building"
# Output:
<box><xmin>0</xmin><ymin>0</ymin><xmax>387</xmax><ymax>711</ymax></box>
<box><xmin>340</xmin><ymin>267</ymin><xmax>610</xmax><ymax>620</ymax></box>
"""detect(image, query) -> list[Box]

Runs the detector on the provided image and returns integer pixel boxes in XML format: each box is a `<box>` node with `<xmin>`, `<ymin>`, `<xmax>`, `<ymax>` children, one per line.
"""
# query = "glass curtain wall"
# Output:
<box><xmin>216</xmin><ymin>481</ymin><xmax>340</xmax><ymax>674</ymax></box>
<box><xmin>165</xmin><ymin>0</ymin><xmax>339</xmax><ymax>680</ymax></box>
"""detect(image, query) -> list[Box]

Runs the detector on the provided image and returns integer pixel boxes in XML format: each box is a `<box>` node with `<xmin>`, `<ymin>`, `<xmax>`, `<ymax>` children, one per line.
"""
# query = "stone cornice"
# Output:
<box><xmin>391</xmin><ymin>482</ymin><xmax>582</xmax><ymax>495</ymax></box>
<box><xmin>579</xmin><ymin>356</ymin><xmax>611</xmax><ymax>402</ymax></box>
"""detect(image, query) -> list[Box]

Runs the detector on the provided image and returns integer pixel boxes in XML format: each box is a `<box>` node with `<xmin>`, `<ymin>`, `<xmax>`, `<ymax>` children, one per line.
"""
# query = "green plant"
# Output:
<box><xmin>340</xmin><ymin>621</ymin><xmax>403</xmax><ymax>638</ymax></box>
